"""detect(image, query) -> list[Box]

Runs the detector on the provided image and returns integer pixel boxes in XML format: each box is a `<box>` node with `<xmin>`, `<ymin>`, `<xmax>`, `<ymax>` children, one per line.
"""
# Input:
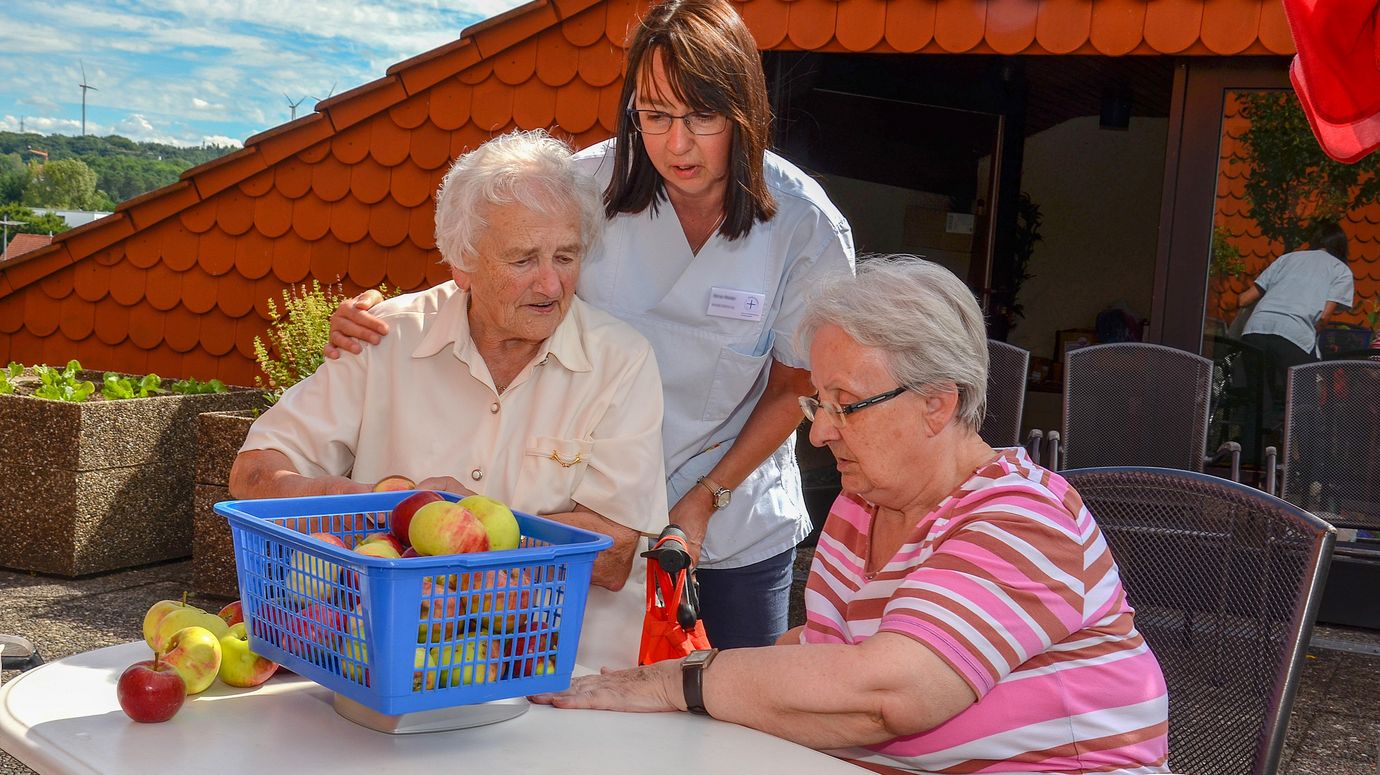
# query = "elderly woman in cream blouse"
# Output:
<box><xmin>228</xmin><ymin>130</ymin><xmax>668</xmax><ymax>671</ymax></box>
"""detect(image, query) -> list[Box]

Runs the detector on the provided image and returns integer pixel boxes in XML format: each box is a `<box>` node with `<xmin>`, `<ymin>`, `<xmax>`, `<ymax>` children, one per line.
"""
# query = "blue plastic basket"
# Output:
<box><xmin>215</xmin><ymin>491</ymin><xmax>612</xmax><ymax>716</ymax></box>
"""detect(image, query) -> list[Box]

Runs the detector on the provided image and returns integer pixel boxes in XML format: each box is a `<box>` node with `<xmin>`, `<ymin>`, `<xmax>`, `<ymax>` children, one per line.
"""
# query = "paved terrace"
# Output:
<box><xmin>1</xmin><ymin>557</ymin><xmax>1377</xmax><ymax>774</ymax></box>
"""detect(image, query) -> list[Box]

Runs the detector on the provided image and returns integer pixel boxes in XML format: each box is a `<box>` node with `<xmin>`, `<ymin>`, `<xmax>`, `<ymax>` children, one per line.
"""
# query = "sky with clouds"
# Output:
<box><xmin>0</xmin><ymin>0</ymin><xmax>528</xmax><ymax>148</ymax></box>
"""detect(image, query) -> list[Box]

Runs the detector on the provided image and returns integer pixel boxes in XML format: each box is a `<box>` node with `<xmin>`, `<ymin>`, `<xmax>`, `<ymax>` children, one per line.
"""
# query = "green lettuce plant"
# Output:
<box><xmin>33</xmin><ymin>360</ymin><xmax>95</xmax><ymax>403</ymax></box>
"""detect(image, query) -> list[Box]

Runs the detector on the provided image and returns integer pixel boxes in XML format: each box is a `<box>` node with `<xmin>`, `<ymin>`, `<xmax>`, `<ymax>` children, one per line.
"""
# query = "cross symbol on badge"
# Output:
<box><xmin>745</xmin><ymin>297</ymin><xmax>759</xmax><ymax>310</ymax></box>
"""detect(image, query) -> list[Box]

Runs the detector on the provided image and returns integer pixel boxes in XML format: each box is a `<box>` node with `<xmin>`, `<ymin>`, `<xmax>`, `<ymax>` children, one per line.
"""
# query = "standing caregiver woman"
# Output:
<box><xmin>325</xmin><ymin>0</ymin><xmax>855</xmax><ymax>650</ymax></box>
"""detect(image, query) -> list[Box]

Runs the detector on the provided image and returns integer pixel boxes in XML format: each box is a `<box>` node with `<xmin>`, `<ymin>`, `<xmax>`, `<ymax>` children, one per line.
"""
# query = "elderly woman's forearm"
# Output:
<box><xmin>228</xmin><ymin>449</ymin><xmax>364</xmax><ymax>500</ymax></box>
<box><xmin>541</xmin><ymin>507</ymin><xmax>637</xmax><ymax>591</ymax></box>
<box><xmin>700</xmin><ymin>636</ymin><xmax>974</xmax><ymax>749</ymax></box>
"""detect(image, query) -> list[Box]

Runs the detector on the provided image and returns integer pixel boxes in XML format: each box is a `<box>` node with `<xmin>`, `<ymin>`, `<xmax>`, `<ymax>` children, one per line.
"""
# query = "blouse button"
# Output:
<box><xmin>490</xmin><ymin>402</ymin><xmax>500</xmax><ymax>414</ymax></box>
<box><xmin>470</xmin><ymin>468</ymin><xmax>483</xmax><ymax>482</ymax></box>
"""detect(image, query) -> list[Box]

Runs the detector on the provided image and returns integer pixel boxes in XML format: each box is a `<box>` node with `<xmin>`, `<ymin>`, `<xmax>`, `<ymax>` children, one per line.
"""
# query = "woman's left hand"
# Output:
<box><xmin>530</xmin><ymin>661</ymin><xmax>682</xmax><ymax>713</ymax></box>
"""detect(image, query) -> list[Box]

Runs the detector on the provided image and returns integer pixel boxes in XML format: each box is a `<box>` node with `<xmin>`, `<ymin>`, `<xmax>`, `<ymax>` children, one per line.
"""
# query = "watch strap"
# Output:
<box><xmin>682</xmin><ymin>648</ymin><xmax>719</xmax><ymax>716</ymax></box>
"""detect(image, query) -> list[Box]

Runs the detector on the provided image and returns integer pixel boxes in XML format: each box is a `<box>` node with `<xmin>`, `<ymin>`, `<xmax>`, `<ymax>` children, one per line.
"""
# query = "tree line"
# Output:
<box><xmin>0</xmin><ymin>132</ymin><xmax>236</xmax><ymax>246</ymax></box>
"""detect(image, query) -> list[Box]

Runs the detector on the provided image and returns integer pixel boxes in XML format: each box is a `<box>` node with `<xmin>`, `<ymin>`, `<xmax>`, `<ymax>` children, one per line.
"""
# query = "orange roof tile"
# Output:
<box><xmin>0</xmin><ymin>0</ymin><xmax>1303</xmax><ymax>384</ymax></box>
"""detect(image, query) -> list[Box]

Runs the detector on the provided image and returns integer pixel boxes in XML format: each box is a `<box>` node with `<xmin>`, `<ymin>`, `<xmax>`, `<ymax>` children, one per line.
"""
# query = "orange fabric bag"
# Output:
<box><xmin>638</xmin><ymin>530</ymin><xmax>711</xmax><ymax>665</ymax></box>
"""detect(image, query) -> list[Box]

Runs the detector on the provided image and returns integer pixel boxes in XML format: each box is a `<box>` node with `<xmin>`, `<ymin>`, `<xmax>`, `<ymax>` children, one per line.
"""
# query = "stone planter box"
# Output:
<box><xmin>193</xmin><ymin>409</ymin><xmax>258</xmax><ymax>598</ymax></box>
<box><xmin>0</xmin><ymin>376</ymin><xmax>264</xmax><ymax>576</ymax></box>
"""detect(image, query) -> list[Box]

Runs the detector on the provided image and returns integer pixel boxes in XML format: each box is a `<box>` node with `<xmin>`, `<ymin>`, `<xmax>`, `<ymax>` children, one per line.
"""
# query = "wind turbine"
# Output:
<box><xmin>78</xmin><ymin>61</ymin><xmax>98</xmax><ymax>136</ymax></box>
<box><xmin>285</xmin><ymin>93</ymin><xmax>306</xmax><ymax>120</ymax></box>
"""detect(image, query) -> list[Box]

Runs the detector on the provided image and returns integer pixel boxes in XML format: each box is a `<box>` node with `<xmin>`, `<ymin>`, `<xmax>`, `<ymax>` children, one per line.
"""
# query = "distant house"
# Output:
<box><xmin>2</xmin><ymin>233</ymin><xmax>53</xmax><ymax>261</ymax></box>
<box><xmin>0</xmin><ymin>0</ymin><xmax>1358</xmax><ymax>390</ymax></box>
<box><xmin>31</xmin><ymin>208</ymin><xmax>113</xmax><ymax>229</ymax></box>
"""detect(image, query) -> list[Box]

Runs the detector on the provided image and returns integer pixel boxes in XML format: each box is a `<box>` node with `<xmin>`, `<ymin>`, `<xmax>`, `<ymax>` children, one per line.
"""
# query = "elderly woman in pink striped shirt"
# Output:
<box><xmin>534</xmin><ymin>256</ymin><xmax>1170</xmax><ymax>775</ymax></box>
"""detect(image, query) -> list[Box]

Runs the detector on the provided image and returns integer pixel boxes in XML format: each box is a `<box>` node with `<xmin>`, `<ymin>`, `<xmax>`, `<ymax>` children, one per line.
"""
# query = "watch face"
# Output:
<box><xmin>684</xmin><ymin>649</ymin><xmax>715</xmax><ymax>667</ymax></box>
<box><xmin>714</xmin><ymin>491</ymin><xmax>731</xmax><ymax>509</ymax></box>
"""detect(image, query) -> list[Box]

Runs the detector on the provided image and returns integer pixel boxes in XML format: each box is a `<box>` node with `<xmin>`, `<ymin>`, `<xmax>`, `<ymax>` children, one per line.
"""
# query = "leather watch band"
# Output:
<box><xmin>682</xmin><ymin>648</ymin><xmax>719</xmax><ymax>716</ymax></box>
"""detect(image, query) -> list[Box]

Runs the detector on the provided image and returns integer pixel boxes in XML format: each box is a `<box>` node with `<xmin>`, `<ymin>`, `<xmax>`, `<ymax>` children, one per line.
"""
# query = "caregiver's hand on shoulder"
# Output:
<box><xmin>324</xmin><ymin>289</ymin><xmax>388</xmax><ymax>359</ymax></box>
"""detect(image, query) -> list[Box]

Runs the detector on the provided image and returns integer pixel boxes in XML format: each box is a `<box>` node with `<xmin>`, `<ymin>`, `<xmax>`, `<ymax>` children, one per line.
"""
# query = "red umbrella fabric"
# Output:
<box><xmin>1283</xmin><ymin>0</ymin><xmax>1380</xmax><ymax>163</ymax></box>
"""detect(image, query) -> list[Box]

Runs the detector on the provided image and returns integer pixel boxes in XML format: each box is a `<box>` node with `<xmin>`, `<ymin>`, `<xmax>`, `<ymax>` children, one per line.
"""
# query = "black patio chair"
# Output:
<box><xmin>1264</xmin><ymin>360</ymin><xmax>1380</xmax><ymax>626</ymax></box>
<box><xmin>979</xmin><ymin>339</ymin><xmax>1029</xmax><ymax>448</ymax></box>
<box><xmin>1055</xmin><ymin>343</ymin><xmax>1240</xmax><ymax>479</ymax></box>
<box><xmin>1064</xmin><ymin>466</ymin><xmax>1334</xmax><ymax>775</ymax></box>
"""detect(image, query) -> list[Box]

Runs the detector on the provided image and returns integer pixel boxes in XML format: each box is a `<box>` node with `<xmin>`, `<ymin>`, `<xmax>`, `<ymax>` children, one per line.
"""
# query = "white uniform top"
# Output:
<box><xmin>241</xmin><ymin>282</ymin><xmax>668</xmax><ymax>670</ymax></box>
<box><xmin>1243</xmin><ymin>248</ymin><xmax>1355</xmax><ymax>355</ymax></box>
<box><xmin>574</xmin><ymin>140</ymin><xmax>855</xmax><ymax>569</ymax></box>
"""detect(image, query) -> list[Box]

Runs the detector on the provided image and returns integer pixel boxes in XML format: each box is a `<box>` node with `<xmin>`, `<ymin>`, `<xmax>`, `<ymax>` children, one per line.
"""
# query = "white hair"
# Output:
<box><xmin>433</xmin><ymin>129</ymin><xmax>602</xmax><ymax>270</ymax></box>
<box><xmin>800</xmin><ymin>255</ymin><xmax>989</xmax><ymax>432</ymax></box>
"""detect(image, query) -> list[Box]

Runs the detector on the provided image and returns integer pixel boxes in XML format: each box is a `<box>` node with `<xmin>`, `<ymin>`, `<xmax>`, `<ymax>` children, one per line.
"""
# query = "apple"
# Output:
<box><xmin>355</xmin><ymin>540</ymin><xmax>402</xmax><ymax>560</ymax></box>
<box><xmin>506</xmin><ymin>630</ymin><xmax>558</xmax><ymax>678</ymax></box>
<box><xmin>389</xmin><ymin>491</ymin><xmax>444</xmax><ymax>547</ymax></box>
<box><xmin>117</xmin><ymin>654</ymin><xmax>186</xmax><ymax>722</ymax></box>
<box><xmin>460</xmin><ymin>568</ymin><xmax>531</xmax><ymax>633</ymax></box>
<box><xmin>287</xmin><ymin>532</ymin><xmax>348</xmax><ymax>601</ymax></box>
<box><xmin>413</xmin><ymin>647</ymin><xmax>441</xmax><ymax>691</ymax></box>
<box><xmin>217</xmin><ymin>600</ymin><xmax>244</xmax><ymax>627</ymax></box>
<box><xmin>284</xmin><ymin>601</ymin><xmax>343</xmax><ymax>656</ymax></box>
<box><xmin>146</xmin><ymin>604</ymin><xmax>230</xmax><ymax>653</ymax></box>
<box><xmin>358</xmin><ymin>532</ymin><xmax>405</xmax><ymax>556</ymax></box>
<box><xmin>401</xmin><ymin>546</ymin><xmax>421</xmax><ymax>558</ymax></box>
<box><xmin>143</xmin><ymin>597</ymin><xmax>215</xmax><ymax>649</ymax></box>
<box><xmin>162</xmin><ymin>626</ymin><xmax>223</xmax><ymax>695</ymax></box>
<box><xmin>417</xmin><ymin>576</ymin><xmax>464</xmax><ymax>643</ymax></box>
<box><xmin>373</xmin><ymin>474</ymin><xmax>416</xmax><ymax>492</ymax></box>
<box><xmin>408</xmin><ymin>501</ymin><xmax>489</xmax><ymax>556</ymax></box>
<box><xmin>218</xmin><ymin>622</ymin><xmax>280</xmax><ymax>688</ymax></box>
<box><xmin>437</xmin><ymin>637</ymin><xmax>500</xmax><ymax>687</ymax></box>
<box><xmin>459</xmin><ymin>495</ymin><xmax>521</xmax><ymax>552</ymax></box>
<box><xmin>341</xmin><ymin>615</ymin><xmax>369</xmax><ymax>684</ymax></box>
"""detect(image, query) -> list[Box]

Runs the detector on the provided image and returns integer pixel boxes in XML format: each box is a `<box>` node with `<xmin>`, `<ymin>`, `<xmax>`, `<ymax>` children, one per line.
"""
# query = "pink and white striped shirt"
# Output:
<box><xmin>804</xmin><ymin>448</ymin><xmax>1169</xmax><ymax>774</ymax></box>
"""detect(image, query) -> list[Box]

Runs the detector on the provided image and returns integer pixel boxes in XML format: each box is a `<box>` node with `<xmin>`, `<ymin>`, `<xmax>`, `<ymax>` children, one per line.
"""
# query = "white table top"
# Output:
<box><xmin>0</xmin><ymin>642</ymin><xmax>864</xmax><ymax>775</ymax></box>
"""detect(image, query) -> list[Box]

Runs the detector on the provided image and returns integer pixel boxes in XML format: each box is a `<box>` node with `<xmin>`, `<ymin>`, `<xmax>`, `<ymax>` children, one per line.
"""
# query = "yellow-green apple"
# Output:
<box><xmin>341</xmin><ymin>615</ymin><xmax>369</xmax><ymax>683</ymax></box>
<box><xmin>359</xmin><ymin>532</ymin><xmax>405</xmax><ymax>556</ymax></box>
<box><xmin>389</xmin><ymin>491</ymin><xmax>444</xmax><ymax>547</ymax></box>
<box><xmin>412</xmin><ymin>647</ymin><xmax>441</xmax><ymax>691</ymax></box>
<box><xmin>218</xmin><ymin>622</ymin><xmax>280</xmax><ymax>688</ymax></box>
<box><xmin>459</xmin><ymin>568</ymin><xmax>531</xmax><ymax>633</ymax></box>
<box><xmin>355</xmin><ymin>539</ymin><xmax>402</xmax><ymax>560</ymax></box>
<box><xmin>437</xmin><ymin>638</ymin><xmax>500</xmax><ymax>687</ymax></box>
<box><xmin>116</xmin><ymin>653</ymin><xmax>186</xmax><ymax>722</ymax></box>
<box><xmin>146</xmin><ymin>603</ymin><xmax>230</xmax><ymax>653</ymax></box>
<box><xmin>217</xmin><ymin>600</ymin><xmax>244</xmax><ymax>627</ymax></box>
<box><xmin>142</xmin><ymin>597</ymin><xmax>203</xmax><ymax>648</ymax></box>
<box><xmin>162</xmin><ymin>626</ymin><xmax>223</xmax><ymax>695</ymax></box>
<box><xmin>287</xmin><ymin>532</ymin><xmax>347</xmax><ymax>601</ymax></box>
<box><xmin>417</xmin><ymin>577</ymin><xmax>463</xmax><ymax>643</ymax></box>
<box><xmin>373</xmin><ymin>474</ymin><xmax>415</xmax><ymax>492</ymax></box>
<box><xmin>408</xmin><ymin>501</ymin><xmax>489</xmax><ymax>556</ymax></box>
<box><xmin>459</xmin><ymin>495</ymin><xmax>521</xmax><ymax>552</ymax></box>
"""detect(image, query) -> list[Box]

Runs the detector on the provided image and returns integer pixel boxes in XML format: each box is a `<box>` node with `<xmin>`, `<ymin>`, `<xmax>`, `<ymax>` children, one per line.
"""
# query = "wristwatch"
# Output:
<box><xmin>696</xmin><ymin>476</ymin><xmax>732</xmax><ymax>510</ymax></box>
<box><xmin>682</xmin><ymin>648</ymin><xmax>719</xmax><ymax>716</ymax></box>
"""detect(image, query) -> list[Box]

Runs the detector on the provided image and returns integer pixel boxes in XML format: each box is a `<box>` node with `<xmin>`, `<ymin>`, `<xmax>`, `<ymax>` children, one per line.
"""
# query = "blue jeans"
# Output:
<box><xmin>696</xmin><ymin>545</ymin><xmax>795</xmax><ymax>649</ymax></box>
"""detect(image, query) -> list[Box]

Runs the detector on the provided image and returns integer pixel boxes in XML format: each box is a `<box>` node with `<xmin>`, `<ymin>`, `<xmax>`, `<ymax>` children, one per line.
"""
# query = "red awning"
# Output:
<box><xmin>1284</xmin><ymin>0</ymin><xmax>1380</xmax><ymax>163</ymax></box>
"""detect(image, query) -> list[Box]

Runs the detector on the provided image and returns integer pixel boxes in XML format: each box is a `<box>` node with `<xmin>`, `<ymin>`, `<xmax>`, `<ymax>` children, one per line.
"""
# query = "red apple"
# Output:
<box><xmin>217</xmin><ymin>600</ymin><xmax>244</xmax><ymax>627</ymax></box>
<box><xmin>285</xmin><ymin>602</ymin><xmax>344</xmax><ymax>656</ymax></box>
<box><xmin>459</xmin><ymin>568</ymin><xmax>531</xmax><ymax>633</ymax></box>
<box><xmin>389</xmin><ymin>491</ymin><xmax>444</xmax><ymax>547</ymax></box>
<box><xmin>401</xmin><ymin>546</ymin><xmax>421</xmax><ymax>558</ymax></box>
<box><xmin>505</xmin><ymin>630</ymin><xmax>556</xmax><ymax>679</ymax></box>
<box><xmin>418</xmin><ymin>576</ymin><xmax>464</xmax><ymax>643</ymax></box>
<box><xmin>358</xmin><ymin>532</ymin><xmax>405</xmax><ymax>556</ymax></box>
<box><xmin>117</xmin><ymin>654</ymin><xmax>186</xmax><ymax>723</ymax></box>
<box><xmin>373</xmin><ymin>474</ymin><xmax>416</xmax><ymax>492</ymax></box>
<box><xmin>408</xmin><ymin>501</ymin><xmax>489</xmax><ymax>556</ymax></box>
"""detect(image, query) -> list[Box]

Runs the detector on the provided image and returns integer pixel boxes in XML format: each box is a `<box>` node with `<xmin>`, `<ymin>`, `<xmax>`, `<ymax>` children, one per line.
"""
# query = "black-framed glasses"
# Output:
<box><xmin>798</xmin><ymin>387</ymin><xmax>908</xmax><ymax>427</ymax></box>
<box><xmin>626</xmin><ymin>109</ymin><xmax>728</xmax><ymax>136</ymax></box>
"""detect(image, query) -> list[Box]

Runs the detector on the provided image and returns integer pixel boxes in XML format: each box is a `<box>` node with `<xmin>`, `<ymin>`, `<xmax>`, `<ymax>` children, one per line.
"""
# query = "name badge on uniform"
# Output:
<box><xmin>706</xmin><ymin>287</ymin><xmax>766</xmax><ymax>322</ymax></box>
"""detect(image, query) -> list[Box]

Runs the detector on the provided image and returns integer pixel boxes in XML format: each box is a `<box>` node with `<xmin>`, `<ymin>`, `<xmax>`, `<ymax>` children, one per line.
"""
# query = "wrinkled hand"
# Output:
<box><xmin>323</xmin><ymin>290</ymin><xmax>388</xmax><ymax>360</ymax></box>
<box><xmin>668</xmin><ymin>490</ymin><xmax>713</xmax><ymax>565</ymax></box>
<box><xmin>414</xmin><ymin>476</ymin><xmax>475</xmax><ymax>498</ymax></box>
<box><xmin>530</xmin><ymin>661</ymin><xmax>682</xmax><ymax>713</ymax></box>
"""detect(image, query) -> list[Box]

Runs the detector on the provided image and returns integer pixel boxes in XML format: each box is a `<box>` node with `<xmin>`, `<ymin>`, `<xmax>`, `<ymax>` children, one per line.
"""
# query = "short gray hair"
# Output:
<box><xmin>800</xmin><ymin>255</ymin><xmax>989</xmax><ymax>432</ymax></box>
<box><xmin>433</xmin><ymin>129</ymin><xmax>602</xmax><ymax>270</ymax></box>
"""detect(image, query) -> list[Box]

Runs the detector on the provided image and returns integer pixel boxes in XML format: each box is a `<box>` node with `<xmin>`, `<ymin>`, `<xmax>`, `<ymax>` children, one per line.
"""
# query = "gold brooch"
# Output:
<box><xmin>549</xmin><ymin>450</ymin><xmax>583</xmax><ymax>468</ymax></box>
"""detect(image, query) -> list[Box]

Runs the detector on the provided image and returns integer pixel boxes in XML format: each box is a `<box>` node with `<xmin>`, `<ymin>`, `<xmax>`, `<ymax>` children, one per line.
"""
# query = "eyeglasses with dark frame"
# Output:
<box><xmin>798</xmin><ymin>387</ymin><xmax>909</xmax><ymax>427</ymax></box>
<box><xmin>626</xmin><ymin>109</ymin><xmax>729</xmax><ymax>136</ymax></box>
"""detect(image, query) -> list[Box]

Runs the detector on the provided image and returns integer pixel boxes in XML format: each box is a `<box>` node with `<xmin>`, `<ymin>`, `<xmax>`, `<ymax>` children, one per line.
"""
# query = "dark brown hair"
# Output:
<box><xmin>1308</xmin><ymin>220</ymin><xmax>1349</xmax><ymax>263</ymax></box>
<box><xmin>604</xmin><ymin>0</ymin><xmax>776</xmax><ymax>239</ymax></box>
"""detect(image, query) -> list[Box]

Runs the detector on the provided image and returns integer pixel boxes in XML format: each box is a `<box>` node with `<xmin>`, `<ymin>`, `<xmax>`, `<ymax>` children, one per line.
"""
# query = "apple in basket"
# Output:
<box><xmin>284</xmin><ymin>601</ymin><xmax>344</xmax><ymax>656</ymax></box>
<box><xmin>408</xmin><ymin>501</ymin><xmax>489</xmax><ymax>556</ymax></box>
<box><xmin>459</xmin><ymin>495</ymin><xmax>521</xmax><ymax>552</ymax></box>
<box><xmin>417</xmin><ymin>576</ymin><xmax>464</xmax><ymax>643</ymax></box>
<box><xmin>389</xmin><ymin>491</ymin><xmax>445</xmax><ymax>548</ymax></box>
<box><xmin>117</xmin><ymin>653</ymin><xmax>186</xmax><ymax>723</ymax></box>
<box><xmin>218</xmin><ymin>622</ymin><xmax>280</xmax><ymax>688</ymax></box>
<box><xmin>288</xmin><ymin>532</ymin><xmax>348</xmax><ymax>601</ymax></box>
<box><xmin>436</xmin><ymin>637</ymin><xmax>501</xmax><ymax>687</ymax></box>
<box><xmin>505</xmin><ymin>630</ymin><xmax>557</xmax><ymax>679</ymax></box>
<box><xmin>459</xmin><ymin>568</ymin><xmax>532</xmax><ymax>633</ymax></box>
<box><xmin>358</xmin><ymin>532</ymin><xmax>405</xmax><ymax>556</ymax></box>
<box><xmin>342</xmin><ymin>615</ymin><xmax>369</xmax><ymax>684</ymax></box>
